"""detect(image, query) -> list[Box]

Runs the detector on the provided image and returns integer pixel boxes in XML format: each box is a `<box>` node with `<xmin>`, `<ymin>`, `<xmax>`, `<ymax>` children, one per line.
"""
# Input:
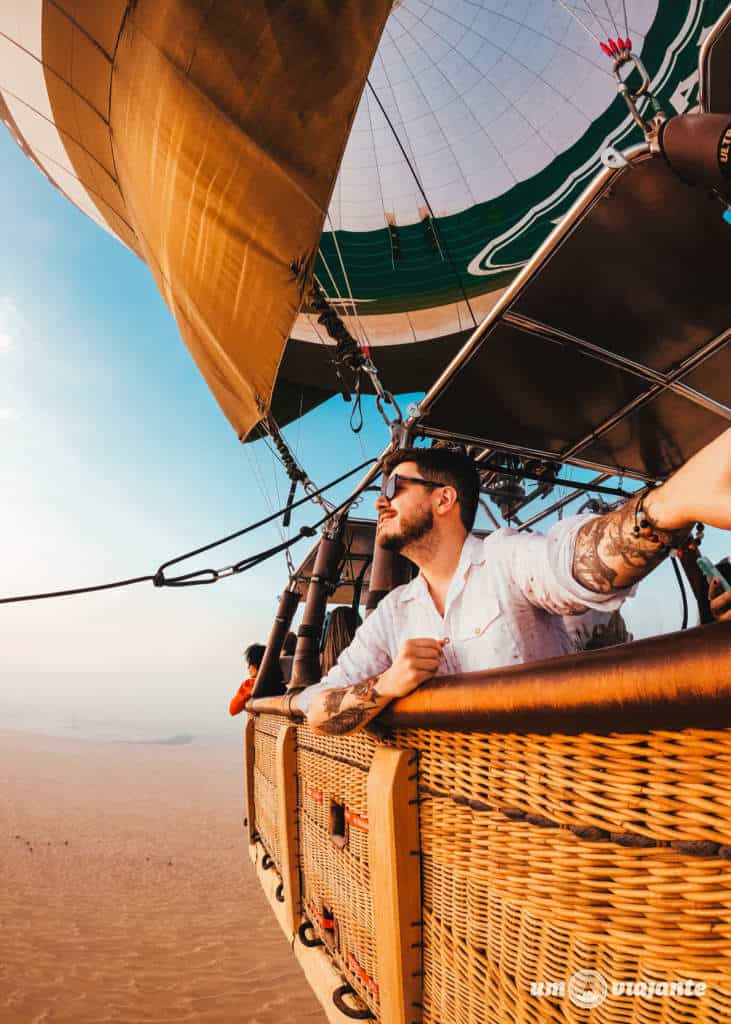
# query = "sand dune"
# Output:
<box><xmin>0</xmin><ymin>729</ymin><xmax>326</xmax><ymax>1023</ymax></box>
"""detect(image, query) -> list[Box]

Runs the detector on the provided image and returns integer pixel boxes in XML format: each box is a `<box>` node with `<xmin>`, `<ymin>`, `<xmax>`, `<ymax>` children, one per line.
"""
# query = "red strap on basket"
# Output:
<box><xmin>345</xmin><ymin>808</ymin><xmax>369</xmax><ymax>831</ymax></box>
<box><xmin>348</xmin><ymin>953</ymin><xmax>379</xmax><ymax>996</ymax></box>
<box><xmin>307</xmin><ymin>787</ymin><xmax>323</xmax><ymax>803</ymax></box>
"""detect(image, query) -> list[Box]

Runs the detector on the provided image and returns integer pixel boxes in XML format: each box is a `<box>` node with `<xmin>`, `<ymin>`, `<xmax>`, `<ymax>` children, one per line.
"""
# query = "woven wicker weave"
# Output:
<box><xmin>297</xmin><ymin>724</ymin><xmax>381</xmax><ymax>1015</ymax></box>
<box><xmin>249</xmin><ymin>704</ymin><xmax>731</xmax><ymax>1023</ymax></box>
<box><xmin>253</xmin><ymin>714</ymin><xmax>286</xmax><ymax>870</ymax></box>
<box><xmin>392</xmin><ymin>725</ymin><xmax>731</xmax><ymax>1024</ymax></box>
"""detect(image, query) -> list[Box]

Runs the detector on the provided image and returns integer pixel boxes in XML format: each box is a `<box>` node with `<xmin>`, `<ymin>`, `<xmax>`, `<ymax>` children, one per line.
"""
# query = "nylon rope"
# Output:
<box><xmin>0</xmin><ymin>460</ymin><xmax>375</xmax><ymax>605</ymax></box>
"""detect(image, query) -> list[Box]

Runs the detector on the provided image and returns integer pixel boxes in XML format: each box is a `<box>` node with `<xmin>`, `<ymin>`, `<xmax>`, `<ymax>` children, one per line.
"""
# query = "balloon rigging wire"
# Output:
<box><xmin>244</xmin><ymin>437</ymin><xmax>296</xmax><ymax>577</ymax></box>
<box><xmin>314</xmin><ymin>251</ymin><xmax>370</xmax><ymax>362</ymax></box>
<box><xmin>601</xmin><ymin>0</ymin><xmax>621</xmax><ymax>40</ymax></box>
<box><xmin>554</xmin><ymin>0</ymin><xmax>605</xmax><ymax>45</ymax></box>
<box><xmin>314</xmin><ymin>258</ymin><xmax>366</xmax><ymax>356</ymax></box>
<box><xmin>306</xmin><ymin>294</ymin><xmax>358</xmax><ymax>404</ymax></box>
<box><xmin>325</xmin><ymin>212</ymin><xmax>371</xmax><ymax>353</ymax></box>
<box><xmin>366</xmin><ymin>79</ymin><xmax>479</xmax><ymax>331</ymax></box>
<box><xmin>0</xmin><ymin>459</ymin><xmax>376</xmax><ymax>605</ymax></box>
<box><xmin>315</xmin><ymin>256</ymin><xmax>345</xmax><ymax>309</ymax></box>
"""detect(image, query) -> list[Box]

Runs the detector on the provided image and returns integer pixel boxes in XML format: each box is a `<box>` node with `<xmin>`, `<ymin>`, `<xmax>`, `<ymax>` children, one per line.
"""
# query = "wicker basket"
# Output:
<box><xmin>297</xmin><ymin>724</ymin><xmax>382</xmax><ymax>1016</ymax></box>
<box><xmin>393</xmin><ymin>725</ymin><xmax>731</xmax><ymax>1024</ymax></box>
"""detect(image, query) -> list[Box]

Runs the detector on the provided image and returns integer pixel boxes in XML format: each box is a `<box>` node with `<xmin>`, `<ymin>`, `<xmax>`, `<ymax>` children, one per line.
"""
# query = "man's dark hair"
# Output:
<box><xmin>383</xmin><ymin>445</ymin><xmax>480</xmax><ymax>532</ymax></box>
<box><xmin>244</xmin><ymin>643</ymin><xmax>266</xmax><ymax>669</ymax></box>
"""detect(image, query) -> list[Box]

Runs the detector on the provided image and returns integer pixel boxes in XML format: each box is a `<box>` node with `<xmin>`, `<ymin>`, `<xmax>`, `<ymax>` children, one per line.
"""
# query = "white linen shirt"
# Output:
<box><xmin>295</xmin><ymin>515</ymin><xmax>632</xmax><ymax>715</ymax></box>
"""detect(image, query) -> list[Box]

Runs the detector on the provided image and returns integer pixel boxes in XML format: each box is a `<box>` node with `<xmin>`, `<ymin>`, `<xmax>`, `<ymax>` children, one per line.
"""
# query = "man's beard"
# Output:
<box><xmin>378</xmin><ymin>505</ymin><xmax>434</xmax><ymax>553</ymax></box>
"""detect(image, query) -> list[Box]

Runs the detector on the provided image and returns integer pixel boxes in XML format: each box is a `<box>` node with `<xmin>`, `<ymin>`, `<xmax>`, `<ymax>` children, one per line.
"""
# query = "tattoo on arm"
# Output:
<box><xmin>573</xmin><ymin>498</ymin><xmax>690</xmax><ymax>593</ymax></box>
<box><xmin>318</xmin><ymin>676</ymin><xmax>383</xmax><ymax>736</ymax></box>
<box><xmin>323</xmin><ymin>688</ymin><xmax>349</xmax><ymax>715</ymax></box>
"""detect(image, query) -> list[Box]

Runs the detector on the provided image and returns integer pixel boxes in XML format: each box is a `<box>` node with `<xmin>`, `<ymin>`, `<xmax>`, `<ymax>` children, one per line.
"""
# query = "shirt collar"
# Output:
<box><xmin>397</xmin><ymin>533</ymin><xmax>488</xmax><ymax>605</ymax></box>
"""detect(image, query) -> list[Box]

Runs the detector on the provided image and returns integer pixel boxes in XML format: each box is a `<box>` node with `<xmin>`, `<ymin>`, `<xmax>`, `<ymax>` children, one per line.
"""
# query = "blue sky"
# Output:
<box><xmin>1</xmin><ymin>129</ymin><xmax>727</xmax><ymax>738</ymax></box>
<box><xmin>0</xmin><ymin>128</ymin><xmax>401</xmax><ymax>736</ymax></box>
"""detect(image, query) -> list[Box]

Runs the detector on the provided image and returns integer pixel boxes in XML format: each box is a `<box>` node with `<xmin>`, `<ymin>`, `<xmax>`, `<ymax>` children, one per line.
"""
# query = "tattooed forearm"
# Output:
<box><xmin>317</xmin><ymin>676</ymin><xmax>384</xmax><ymax>736</ymax></box>
<box><xmin>317</xmin><ymin>705</ymin><xmax>377</xmax><ymax>735</ymax></box>
<box><xmin>350</xmin><ymin>678</ymin><xmax>381</xmax><ymax>702</ymax></box>
<box><xmin>573</xmin><ymin>495</ymin><xmax>690</xmax><ymax>593</ymax></box>
<box><xmin>323</xmin><ymin>688</ymin><xmax>349</xmax><ymax>715</ymax></box>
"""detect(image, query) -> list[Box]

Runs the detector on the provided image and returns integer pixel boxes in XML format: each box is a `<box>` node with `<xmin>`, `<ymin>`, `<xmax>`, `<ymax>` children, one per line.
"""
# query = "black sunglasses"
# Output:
<box><xmin>381</xmin><ymin>473</ymin><xmax>445</xmax><ymax>500</ymax></box>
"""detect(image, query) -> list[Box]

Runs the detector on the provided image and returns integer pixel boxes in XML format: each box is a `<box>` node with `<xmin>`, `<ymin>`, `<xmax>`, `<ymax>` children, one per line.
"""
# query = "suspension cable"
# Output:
<box><xmin>554</xmin><ymin>0</ymin><xmax>605</xmax><ymax>45</ymax></box>
<box><xmin>0</xmin><ymin>459</ymin><xmax>375</xmax><ymax>605</ymax></box>
<box><xmin>325</xmin><ymin>212</ymin><xmax>371</xmax><ymax>356</ymax></box>
<box><xmin>366</xmin><ymin>79</ymin><xmax>479</xmax><ymax>331</ymax></box>
<box><xmin>308</xmin><ymin>279</ymin><xmax>402</xmax><ymax>433</ymax></box>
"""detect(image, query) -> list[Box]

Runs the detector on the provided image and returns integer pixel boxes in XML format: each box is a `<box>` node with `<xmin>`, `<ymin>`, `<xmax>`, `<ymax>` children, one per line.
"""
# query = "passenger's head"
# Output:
<box><xmin>375</xmin><ymin>446</ymin><xmax>480</xmax><ymax>555</ymax></box>
<box><xmin>321</xmin><ymin>606</ymin><xmax>362</xmax><ymax>676</ymax></box>
<box><xmin>244</xmin><ymin>643</ymin><xmax>266</xmax><ymax>679</ymax></box>
<box><xmin>282</xmin><ymin>631</ymin><xmax>297</xmax><ymax>656</ymax></box>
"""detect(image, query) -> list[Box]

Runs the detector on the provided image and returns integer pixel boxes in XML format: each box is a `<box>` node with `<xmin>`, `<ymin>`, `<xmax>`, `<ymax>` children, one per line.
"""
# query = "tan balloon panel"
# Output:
<box><xmin>34</xmin><ymin>0</ymin><xmax>392</xmax><ymax>438</ymax></box>
<box><xmin>41</xmin><ymin>1</ymin><xmax>138</xmax><ymax>251</ymax></box>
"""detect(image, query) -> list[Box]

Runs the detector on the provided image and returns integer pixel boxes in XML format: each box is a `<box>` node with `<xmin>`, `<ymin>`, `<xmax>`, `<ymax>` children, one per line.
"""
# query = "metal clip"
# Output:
<box><xmin>613</xmin><ymin>51</ymin><xmax>650</xmax><ymax>102</ymax></box>
<box><xmin>612</xmin><ymin>51</ymin><xmax>665</xmax><ymax>144</ymax></box>
<box><xmin>600</xmin><ymin>145</ymin><xmax>628</xmax><ymax>170</ymax></box>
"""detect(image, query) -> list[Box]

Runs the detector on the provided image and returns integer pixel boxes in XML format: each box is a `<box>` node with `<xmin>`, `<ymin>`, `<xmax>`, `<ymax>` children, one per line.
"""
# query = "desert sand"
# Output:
<box><xmin>0</xmin><ymin>728</ymin><xmax>326</xmax><ymax>1023</ymax></box>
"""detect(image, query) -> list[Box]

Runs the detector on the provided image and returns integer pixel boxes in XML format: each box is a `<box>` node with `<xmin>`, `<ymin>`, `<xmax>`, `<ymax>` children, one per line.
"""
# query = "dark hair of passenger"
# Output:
<box><xmin>321</xmin><ymin>606</ymin><xmax>362</xmax><ymax>676</ymax></box>
<box><xmin>282</xmin><ymin>631</ymin><xmax>297</xmax><ymax>656</ymax></box>
<box><xmin>383</xmin><ymin>445</ymin><xmax>480</xmax><ymax>533</ymax></box>
<box><xmin>244</xmin><ymin>643</ymin><xmax>266</xmax><ymax>669</ymax></box>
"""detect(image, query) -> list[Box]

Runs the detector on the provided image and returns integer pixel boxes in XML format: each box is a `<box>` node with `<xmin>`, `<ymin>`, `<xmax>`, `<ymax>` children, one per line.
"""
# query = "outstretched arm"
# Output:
<box><xmin>573</xmin><ymin>428</ymin><xmax>731</xmax><ymax>593</ymax></box>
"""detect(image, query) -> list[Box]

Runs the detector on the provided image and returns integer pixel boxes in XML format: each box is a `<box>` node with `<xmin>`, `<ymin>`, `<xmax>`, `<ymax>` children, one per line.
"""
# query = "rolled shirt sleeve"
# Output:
<box><xmin>294</xmin><ymin>597</ymin><xmax>395</xmax><ymax>716</ymax></box>
<box><xmin>507</xmin><ymin>514</ymin><xmax>636</xmax><ymax>615</ymax></box>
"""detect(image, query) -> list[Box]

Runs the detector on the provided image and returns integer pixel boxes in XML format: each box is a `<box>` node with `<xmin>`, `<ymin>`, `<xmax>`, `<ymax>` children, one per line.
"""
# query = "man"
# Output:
<box><xmin>229</xmin><ymin>643</ymin><xmax>265</xmax><ymax>716</ymax></box>
<box><xmin>295</xmin><ymin>429</ymin><xmax>731</xmax><ymax>735</ymax></box>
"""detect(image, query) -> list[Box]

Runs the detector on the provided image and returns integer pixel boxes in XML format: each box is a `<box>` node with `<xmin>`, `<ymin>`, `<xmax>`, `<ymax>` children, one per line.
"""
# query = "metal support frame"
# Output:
<box><xmin>518</xmin><ymin>473</ymin><xmax>614</xmax><ymax>531</ymax></box>
<box><xmin>415</xmin><ymin>426</ymin><xmax>650</xmax><ymax>484</ymax></box>
<box><xmin>502</xmin><ymin>312</ymin><xmax>731</xmax><ymax>422</ymax></box>
<box><xmin>399</xmin><ymin>142</ymin><xmax>729</xmax><ymax>507</ymax></box>
<box><xmin>414</xmin><ymin>147</ymin><xmax>651</xmax><ymax>423</ymax></box>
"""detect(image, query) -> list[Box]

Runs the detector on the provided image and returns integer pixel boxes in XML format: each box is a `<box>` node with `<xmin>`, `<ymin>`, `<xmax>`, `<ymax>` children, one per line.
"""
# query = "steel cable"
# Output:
<box><xmin>0</xmin><ymin>459</ymin><xmax>375</xmax><ymax>605</ymax></box>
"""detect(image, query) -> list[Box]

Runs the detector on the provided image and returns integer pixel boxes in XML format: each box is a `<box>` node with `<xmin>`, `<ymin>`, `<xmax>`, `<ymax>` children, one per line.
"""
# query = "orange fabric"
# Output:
<box><xmin>229</xmin><ymin>678</ymin><xmax>254</xmax><ymax>716</ymax></box>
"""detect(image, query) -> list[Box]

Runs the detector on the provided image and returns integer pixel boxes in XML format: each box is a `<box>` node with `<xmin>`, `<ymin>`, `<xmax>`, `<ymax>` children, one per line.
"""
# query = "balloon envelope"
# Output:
<box><xmin>0</xmin><ymin>1</ymin><xmax>725</xmax><ymax>435</ymax></box>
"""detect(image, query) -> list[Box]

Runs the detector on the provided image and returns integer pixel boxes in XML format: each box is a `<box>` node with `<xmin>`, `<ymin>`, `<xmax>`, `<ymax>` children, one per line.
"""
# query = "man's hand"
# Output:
<box><xmin>377</xmin><ymin>638</ymin><xmax>446</xmax><ymax>699</ymax></box>
<box><xmin>307</xmin><ymin>637</ymin><xmax>445</xmax><ymax>735</ymax></box>
<box><xmin>573</xmin><ymin>427</ymin><xmax>731</xmax><ymax>594</ymax></box>
<box><xmin>709</xmin><ymin>577</ymin><xmax>731</xmax><ymax>622</ymax></box>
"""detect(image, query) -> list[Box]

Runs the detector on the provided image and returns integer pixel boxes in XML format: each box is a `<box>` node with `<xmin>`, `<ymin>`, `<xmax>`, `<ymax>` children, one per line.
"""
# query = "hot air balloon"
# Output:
<box><xmin>3</xmin><ymin>4</ymin><xmax>731</xmax><ymax>1024</ymax></box>
<box><xmin>1</xmin><ymin>1</ymin><xmax>727</xmax><ymax>454</ymax></box>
